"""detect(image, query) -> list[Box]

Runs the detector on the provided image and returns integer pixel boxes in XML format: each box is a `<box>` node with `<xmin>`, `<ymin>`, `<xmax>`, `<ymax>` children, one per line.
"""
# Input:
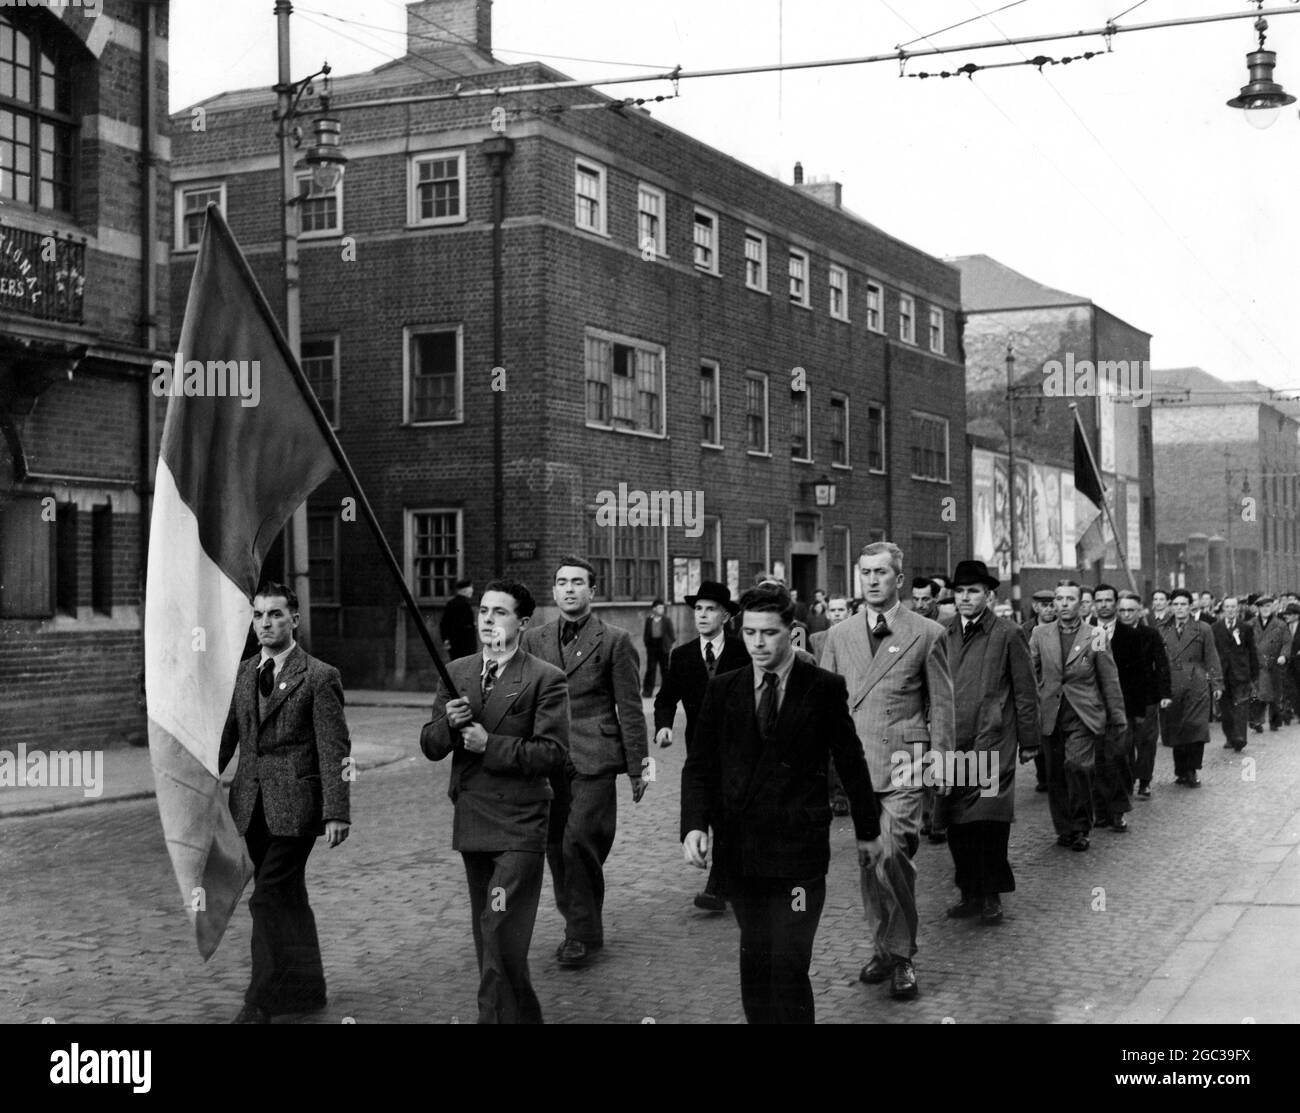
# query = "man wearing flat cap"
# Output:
<box><xmin>1250</xmin><ymin>595</ymin><xmax>1288</xmax><ymax>734</ymax></box>
<box><xmin>939</xmin><ymin>561</ymin><xmax>1039</xmax><ymax>925</ymax></box>
<box><xmin>655</xmin><ymin>581</ymin><xmax>749</xmax><ymax>911</ymax></box>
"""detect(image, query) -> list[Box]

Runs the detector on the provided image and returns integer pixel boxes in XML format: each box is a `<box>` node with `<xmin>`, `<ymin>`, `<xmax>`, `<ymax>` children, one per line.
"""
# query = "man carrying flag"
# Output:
<box><xmin>145</xmin><ymin>204</ymin><xmax>345</xmax><ymax>1004</ymax></box>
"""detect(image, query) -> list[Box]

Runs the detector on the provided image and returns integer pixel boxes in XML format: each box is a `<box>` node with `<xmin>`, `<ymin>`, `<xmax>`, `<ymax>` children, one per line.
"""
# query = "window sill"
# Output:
<box><xmin>747</xmin><ymin>451</ymin><xmax>772</xmax><ymax>459</ymax></box>
<box><xmin>791</xmin><ymin>300</ymin><xmax>812</xmax><ymax>311</ymax></box>
<box><xmin>695</xmin><ymin>267</ymin><xmax>722</xmax><ymax>278</ymax></box>
<box><xmin>586</xmin><ymin>423</ymin><xmax>668</xmax><ymax>441</ymax></box>
<box><xmin>407</xmin><ymin>217</ymin><xmax>469</xmax><ymax>229</ymax></box>
<box><xmin>746</xmin><ymin>284</ymin><xmax>770</xmax><ymax>295</ymax></box>
<box><xmin>701</xmin><ymin>442</ymin><xmax>724</xmax><ymax>451</ymax></box>
<box><xmin>831</xmin><ymin>462</ymin><xmax>853</xmax><ymax>471</ymax></box>
<box><xmin>406</xmin><ymin>418</ymin><xmax>465</xmax><ymax>428</ymax></box>
<box><xmin>910</xmin><ymin>476</ymin><xmax>952</xmax><ymax>485</ymax></box>
<box><xmin>792</xmin><ymin>456</ymin><xmax>815</xmax><ymax>466</ymax></box>
<box><xmin>831</xmin><ymin>314</ymin><xmax>851</xmax><ymax>324</ymax></box>
<box><xmin>299</xmin><ymin>229</ymin><xmax>344</xmax><ymax>241</ymax></box>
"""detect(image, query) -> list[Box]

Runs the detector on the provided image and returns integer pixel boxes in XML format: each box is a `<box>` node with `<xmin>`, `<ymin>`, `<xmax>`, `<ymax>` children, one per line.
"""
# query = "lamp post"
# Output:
<box><xmin>1227</xmin><ymin>2</ymin><xmax>1296</xmax><ymax>128</ymax></box>
<box><xmin>274</xmin><ymin>0</ymin><xmax>347</xmax><ymax>646</ymax></box>
<box><xmin>1005</xmin><ymin>343</ymin><xmax>1021</xmax><ymax>621</ymax></box>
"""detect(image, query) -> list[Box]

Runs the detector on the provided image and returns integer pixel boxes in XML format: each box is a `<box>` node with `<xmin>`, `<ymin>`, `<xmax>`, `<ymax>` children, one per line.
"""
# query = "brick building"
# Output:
<box><xmin>0</xmin><ymin>2</ymin><xmax>170</xmax><ymax>752</ymax></box>
<box><xmin>1151</xmin><ymin>366</ymin><xmax>1300</xmax><ymax>596</ymax></box>
<box><xmin>953</xmin><ymin>254</ymin><xmax>1156</xmax><ymax>609</ymax></box>
<box><xmin>170</xmin><ymin>0</ymin><xmax>967</xmax><ymax>688</ymax></box>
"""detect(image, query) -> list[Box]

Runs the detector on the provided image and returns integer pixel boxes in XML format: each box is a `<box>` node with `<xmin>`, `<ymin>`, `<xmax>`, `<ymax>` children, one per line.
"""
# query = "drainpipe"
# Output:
<box><xmin>139</xmin><ymin>2</ymin><xmax>159</xmax><ymax>601</ymax></box>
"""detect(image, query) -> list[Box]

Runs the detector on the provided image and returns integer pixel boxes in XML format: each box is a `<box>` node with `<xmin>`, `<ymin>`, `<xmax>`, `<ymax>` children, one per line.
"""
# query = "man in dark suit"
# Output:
<box><xmin>1250</xmin><ymin>595</ymin><xmax>1288</xmax><ymax>733</ymax></box>
<box><xmin>681</xmin><ymin>583</ymin><xmax>882</xmax><ymax>1024</ymax></box>
<box><xmin>440</xmin><ymin>578</ymin><xmax>478</xmax><ymax>661</ymax></box>
<box><xmin>1113</xmin><ymin>591</ymin><xmax>1172</xmax><ymax>800</ymax></box>
<box><xmin>421</xmin><ymin>578</ymin><xmax>569</xmax><ymax>1024</ymax></box>
<box><xmin>520</xmin><ymin>555</ymin><xmax>649</xmax><ymax>968</ymax></box>
<box><xmin>641</xmin><ymin>597</ymin><xmax>676</xmax><ymax>696</ymax></box>
<box><xmin>219</xmin><ymin>582</ymin><xmax>351</xmax><ymax>1024</ymax></box>
<box><xmin>1212</xmin><ymin>596</ymin><xmax>1258</xmax><ymax>753</ymax></box>
<box><xmin>654</xmin><ymin>580</ymin><xmax>748</xmax><ymax>911</ymax></box>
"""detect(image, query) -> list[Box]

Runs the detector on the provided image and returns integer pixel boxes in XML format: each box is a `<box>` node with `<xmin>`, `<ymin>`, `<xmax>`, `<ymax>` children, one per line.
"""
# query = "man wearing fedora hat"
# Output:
<box><xmin>655</xmin><ymin>581</ymin><xmax>750</xmax><ymax>911</ymax></box>
<box><xmin>940</xmin><ymin>561</ymin><xmax>1039</xmax><ymax>925</ymax></box>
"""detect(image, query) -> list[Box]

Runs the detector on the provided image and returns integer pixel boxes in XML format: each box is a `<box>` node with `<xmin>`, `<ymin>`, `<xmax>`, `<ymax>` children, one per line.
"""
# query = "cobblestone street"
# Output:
<box><xmin>3</xmin><ymin>700</ymin><xmax>1299</xmax><ymax>1025</ymax></box>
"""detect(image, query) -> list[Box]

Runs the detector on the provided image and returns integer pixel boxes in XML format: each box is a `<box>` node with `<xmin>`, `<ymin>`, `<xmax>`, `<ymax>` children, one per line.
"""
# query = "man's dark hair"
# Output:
<box><xmin>1151</xmin><ymin>588</ymin><xmax>1169</xmax><ymax>601</ymax></box>
<box><xmin>482</xmin><ymin>578</ymin><xmax>536</xmax><ymax>619</ymax></box>
<box><xmin>930</xmin><ymin>574</ymin><xmax>952</xmax><ymax>590</ymax></box>
<box><xmin>1055</xmin><ymin>579</ymin><xmax>1081</xmax><ymax>590</ymax></box>
<box><xmin>1092</xmin><ymin>583</ymin><xmax>1118</xmax><ymax>600</ymax></box>
<box><xmin>1170</xmin><ymin>588</ymin><xmax>1193</xmax><ymax>603</ymax></box>
<box><xmin>454</xmin><ymin>577</ymin><xmax>474</xmax><ymax>591</ymax></box>
<box><xmin>254</xmin><ymin>580</ymin><xmax>298</xmax><ymax>611</ymax></box>
<box><xmin>737</xmin><ymin>584</ymin><xmax>795</xmax><ymax>628</ymax></box>
<box><xmin>554</xmin><ymin>554</ymin><xmax>597</xmax><ymax>587</ymax></box>
<box><xmin>911</xmin><ymin>577</ymin><xmax>937</xmax><ymax>596</ymax></box>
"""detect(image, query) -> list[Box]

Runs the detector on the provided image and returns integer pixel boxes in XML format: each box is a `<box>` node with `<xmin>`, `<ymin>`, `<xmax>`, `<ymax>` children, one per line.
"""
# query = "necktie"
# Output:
<box><xmin>873</xmin><ymin>615</ymin><xmax>889</xmax><ymax>639</ymax></box>
<box><xmin>561</xmin><ymin>621</ymin><xmax>580</xmax><ymax>647</ymax></box>
<box><xmin>258</xmin><ymin>658</ymin><xmax>275</xmax><ymax>697</ymax></box>
<box><xmin>963</xmin><ymin>620</ymin><xmax>977</xmax><ymax>643</ymax></box>
<box><xmin>758</xmin><ymin>672</ymin><xmax>779</xmax><ymax>740</ymax></box>
<box><xmin>482</xmin><ymin>659</ymin><xmax>498</xmax><ymax>700</ymax></box>
<box><xmin>705</xmin><ymin>642</ymin><xmax>717</xmax><ymax>675</ymax></box>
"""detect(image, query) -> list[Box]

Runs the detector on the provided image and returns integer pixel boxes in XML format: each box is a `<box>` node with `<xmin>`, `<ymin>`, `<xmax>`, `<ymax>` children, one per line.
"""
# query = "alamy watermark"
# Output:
<box><xmin>1</xmin><ymin>1</ymin><xmax>102</xmax><ymax>13</ymax></box>
<box><xmin>1041</xmin><ymin>353</ymin><xmax>1151</xmax><ymax>407</ymax></box>
<box><xmin>594</xmin><ymin>482</ymin><xmax>704</xmax><ymax>538</ymax></box>
<box><xmin>0</xmin><ymin>744</ymin><xmax>103</xmax><ymax>798</ymax></box>
<box><xmin>890</xmin><ymin>748</ymin><xmax>999</xmax><ymax>797</ymax></box>
<box><xmin>152</xmin><ymin>351</ymin><xmax>261</xmax><ymax>408</ymax></box>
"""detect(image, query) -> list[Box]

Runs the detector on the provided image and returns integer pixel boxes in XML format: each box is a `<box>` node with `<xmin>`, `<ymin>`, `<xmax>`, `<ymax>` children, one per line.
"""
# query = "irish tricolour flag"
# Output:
<box><xmin>145</xmin><ymin>206</ymin><xmax>336</xmax><ymax>958</ymax></box>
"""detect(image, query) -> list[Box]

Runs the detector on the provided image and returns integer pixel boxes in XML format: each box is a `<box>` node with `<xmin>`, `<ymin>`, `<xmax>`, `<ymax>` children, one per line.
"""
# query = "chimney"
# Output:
<box><xmin>793</xmin><ymin>172</ymin><xmax>843</xmax><ymax>209</ymax></box>
<box><xmin>407</xmin><ymin>0</ymin><xmax>493</xmax><ymax>60</ymax></box>
<box><xmin>793</xmin><ymin>161</ymin><xmax>804</xmax><ymax>184</ymax></box>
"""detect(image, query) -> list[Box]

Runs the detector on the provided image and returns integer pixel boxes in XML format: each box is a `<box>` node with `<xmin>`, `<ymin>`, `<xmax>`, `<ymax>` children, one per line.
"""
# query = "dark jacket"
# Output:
<box><xmin>1160</xmin><ymin>620</ymin><xmax>1222</xmax><ymax>747</ymax></box>
<box><xmin>1212</xmin><ymin>619</ymin><xmax>1259</xmax><ymax>700</ymax></box>
<box><xmin>420</xmin><ymin>649</ymin><xmax>569</xmax><ymax>853</ymax></box>
<box><xmin>219</xmin><ymin>645</ymin><xmax>351</xmax><ymax>837</ymax></box>
<box><xmin>521</xmin><ymin>613</ymin><xmax>648</xmax><ymax>777</ymax></box>
<box><xmin>642</xmin><ymin>613</ymin><xmax>676</xmax><ymax>650</ymax></box>
<box><xmin>681</xmin><ymin>656</ymin><xmax>880</xmax><ymax>879</ymax></box>
<box><xmin>440</xmin><ymin>592</ymin><xmax>478</xmax><ymax>661</ymax></box>
<box><xmin>653</xmin><ymin>635</ymin><xmax>750</xmax><ymax>749</ymax></box>
<box><xmin>1254</xmin><ymin>615</ymin><xmax>1290</xmax><ymax>703</ymax></box>
<box><xmin>1110</xmin><ymin>620</ymin><xmax>1172</xmax><ymax>717</ymax></box>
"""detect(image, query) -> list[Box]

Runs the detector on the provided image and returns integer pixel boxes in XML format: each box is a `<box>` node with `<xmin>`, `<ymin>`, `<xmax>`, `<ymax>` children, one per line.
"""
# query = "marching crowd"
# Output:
<box><xmin>217</xmin><ymin>548</ymin><xmax>1295</xmax><ymax>1025</ymax></box>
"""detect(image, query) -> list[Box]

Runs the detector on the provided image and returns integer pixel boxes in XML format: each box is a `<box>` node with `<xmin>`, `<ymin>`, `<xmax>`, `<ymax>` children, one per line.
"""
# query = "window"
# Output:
<box><xmin>866</xmin><ymin>281</ymin><xmax>884</xmax><ymax>333</ymax></box>
<box><xmin>700</xmin><ymin>360</ymin><xmax>721</xmax><ymax>446</ymax></box>
<box><xmin>585</xmin><ymin>329</ymin><xmax>665</xmax><ymax>435</ymax></box>
<box><xmin>175</xmin><ymin>182</ymin><xmax>225</xmax><ymax>250</ymax></box>
<box><xmin>638</xmin><ymin>183</ymin><xmax>666</xmax><ymax>259</ymax></box>
<box><xmin>910</xmin><ymin>411</ymin><xmax>949</xmax><ymax>482</ymax></box>
<box><xmin>295</xmin><ymin>170</ymin><xmax>342</xmax><ymax>237</ymax></box>
<box><xmin>693</xmin><ymin>207</ymin><xmax>718</xmax><ymax>273</ymax></box>
<box><xmin>791</xmin><ymin>383</ymin><xmax>811</xmax><ymax>461</ymax></box>
<box><xmin>744</xmin><ymin>230</ymin><xmax>768</xmax><ymax>291</ymax></box>
<box><xmin>407</xmin><ymin>509</ymin><xmax>461</xmax><ymax>604</ymax></box>
<box><xmin>55</xmin><ymin>500</ymin><xmax>76</xmax><ymax>614</ymax></box>
<box><xmin>830</xmin><ymin>526</ymin><xmax>850</xmax><ymax>597</ymax></box>
<box><xmin>746</xmin><ymin>520</ymin><xmax>770</xmax><ymax>584</ymax></box>
<box><xmin>866</xmin><ymin>404</ymin><xmax>886</xmax><ymax>473</ymax></box>
<box><xmin>574</xmin><ymin>158</ymin><xmax>606</xmax><ymax>234</ymax></box>
<box><xmin>899</xmin><ymin>294</ymin><xmax>916</xmax><ymax>344</ymax></box>
<box><xmin>701</xmin><ymin>516</ymin><xmax>720</xmax><ymax>584</ymax></box>
<box><xmin>301</xmin><ymin>336</ymin><xmax>340</xmax><ymax>428</ymax></box>
<box><xmin>587</xmin><ymin>517</ymin><xmax>662</xmax><ymax>601</ymax></box>
<box><xmin>830</xmin><ymin>393</ymin><xmax>850</xmax><ymax>467</ymax></box>
<box><xmin>0</xmin><ymin>495</ymin><xmax>52</xmax><ymax>617</ymax></box>
<box><xmin>0</xmin><ymin>16</ymin><xmax>76</xmax><ymax>213</ymax></box>
<box><xmin>911</xmin><ymin>533</ymin><xmax>950</xmax><ymax>579</ymax></box>
<box><xmin>91</xmin><ymin>504</ymin><xmax>112</xmax><ymax>615</ymax></box>
<box><xmin>405</xmin><ymin>325</ymin><xmax>463</xmax><ymax>425</ymax></box>
<box><xmin>745</xmin><ymin>371</ymin><xmax>769</xmax><ymax>455</ymax></box>
<box><xmin>928</xmin><ymin>306</ymin><xmax>944</xmax><ymax>354</ymax></box>
<box><xmin>409</xmin><ymin>150</ymin><xmax>465</xmax><ymax>225</ymax></box>
<box><xmin>789</xmin><ymin>248</ymin><xmax>810</xmax><ymax>307</ymax></box>
<box><xmin>308</xmin><ymin>511</ymin><xmax>339</xmax><ymax>604</ymax></box>
<box><xmin>829</xmin><ymin>265</ymin><xmax>849</xmax><ymax>320</ymax></box>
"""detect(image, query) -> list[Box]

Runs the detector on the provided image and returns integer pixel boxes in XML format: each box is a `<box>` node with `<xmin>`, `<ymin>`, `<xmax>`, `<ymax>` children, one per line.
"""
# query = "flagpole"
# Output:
<box><xmin>1069</xmin><ymin>403</ymin><xmax>1140</xmax><ymax>597</ymax></box>
<box><xmin>203</xmin><ymin>203</ymin><xmax>460</xmax><ymax>697</ymax></box>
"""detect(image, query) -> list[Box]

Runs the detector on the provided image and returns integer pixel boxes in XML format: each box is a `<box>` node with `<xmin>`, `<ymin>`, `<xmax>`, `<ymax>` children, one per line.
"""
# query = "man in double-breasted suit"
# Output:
<box><xmin>520</xmin><ymin>555</ymin><xmax>649</xmax><ymax>967</ymax></box>
<box><xmin>1212</xmin><ymin>596</ymin><xmax>1258</xmax><ymax>753</ymax></box>
<box><xmin>821</xmin><ymin>541</ymin><xmax>954</xmax><ymax>1001</ymax></box>
<box><xmin>653</xmin><ymin>580</ymin><xmax>749</xmax><ymax>911</ymax></box>
<box><xmin>1029</xmin><ymin>581</ymin><xmax>1126</xmax><ymax>851</ymax></box>
<box><xmin>219</xmin><ymin>582</ymin><xmax>351</xmax><ymax>1024</ymax></box>
<box><xmin>421</xmin><ymin>578</ymin><xmax>569</xmax><ymax>1024</ymax></box>
<box><xmin>682</xmin><ymin>583</ymin><xmax>882</xmax><ymax>1024</ymax></box>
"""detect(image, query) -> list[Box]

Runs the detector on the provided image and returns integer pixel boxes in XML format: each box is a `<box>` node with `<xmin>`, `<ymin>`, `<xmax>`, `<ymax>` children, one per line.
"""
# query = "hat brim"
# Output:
<box><xmin>953</xmin><ymin>575</ymin><xmax>1000</xmax><ymax>591</ymax></box>
<box><xmin>685</xmin><ymin>593</ymin><xmax>739</xmax><ymax>616</ymax></box>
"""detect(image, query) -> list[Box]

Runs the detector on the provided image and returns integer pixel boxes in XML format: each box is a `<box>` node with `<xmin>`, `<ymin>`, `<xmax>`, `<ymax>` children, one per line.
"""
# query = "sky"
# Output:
<box><xmin>170</xmin><ymin>0</ymin><xmax>1300</xmax><ymax>393</ymax></box>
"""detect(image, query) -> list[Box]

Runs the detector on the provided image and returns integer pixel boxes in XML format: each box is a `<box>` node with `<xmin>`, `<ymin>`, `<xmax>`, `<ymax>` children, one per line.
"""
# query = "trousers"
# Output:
<box><xmin>859</xmin><ymin>785</ymin><xmax>922</xmax><ymax>961</ymax></box>
<box><xmin>729</xmin><ymin>874</ymin><xmax>826</xmax><ymax>1024</ymax></box>
<box><xmin>463</xmin><ymin>849</ymin><xmax>544</xmax><ymax>1024</ymax></box>
<box><xmin>547</xmin><ymin>771</ymin><xmax>617</xmax><ymax>944</ymax></box>
<box><xmin>1044</xmin><ymin>701</ymin><xmax>1098</xmax><ymax>837</ymax></box>
<box><xmin>1129</xmin><ymin>708</ymin><xmax>1159</xmax><ymax>786</ymax></box>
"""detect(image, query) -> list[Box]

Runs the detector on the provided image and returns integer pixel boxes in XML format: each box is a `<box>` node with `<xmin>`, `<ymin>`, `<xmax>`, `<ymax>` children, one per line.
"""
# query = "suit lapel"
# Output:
<box><xmin>565</xmin><ymin>616</ymin><xmax>603</xmax><ymax>676</ymax></box>
<box><xmin>1064</xmin><ymin>625</ymin><xmax>1092</xmax><ymax>667</ymax></box>
<box><xmin>257</xmin><ymin>646</ymin><xmax>307</xmax><ymax>733</ymax></box>
<box><xmin>851</xmin><ymin>611</ymin><xmax>920</xmax><ymax>708</ymax></box>
<box><xmin>740</xmin><ymin>658</ymin><xmax>813</xmax><ymax>809</ymax></box>
<box><xmin>479</xmin><ymin>652</ymin><xmax>527</xmax><ymax>733</ymax></box>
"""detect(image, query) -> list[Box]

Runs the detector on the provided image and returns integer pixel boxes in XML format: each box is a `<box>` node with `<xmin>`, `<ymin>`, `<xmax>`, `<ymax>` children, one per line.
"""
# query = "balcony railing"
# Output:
<box><xmin>0</xmin><ymin>221</ymin><xmax>87</xmax><ymax>326</ymax></box>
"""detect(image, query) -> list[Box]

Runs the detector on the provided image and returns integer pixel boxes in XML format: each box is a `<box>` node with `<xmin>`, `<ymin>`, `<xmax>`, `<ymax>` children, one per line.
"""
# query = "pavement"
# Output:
<box><xmin>2</xmin><ymin>694</ymin><xmax>1299</xmax><ymax>1023</ymax></box>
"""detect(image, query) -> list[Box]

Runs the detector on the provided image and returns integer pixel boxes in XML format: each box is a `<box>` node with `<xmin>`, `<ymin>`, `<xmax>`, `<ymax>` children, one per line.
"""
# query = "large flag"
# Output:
<box><xmin>145</xmin><ymin>205</ymin><xmax>337</xmax><ymax>958</ymax></box>
<box><xmin>1072</xmin><ymin>408</ymin><xmax>1109</xmax><ymax>568</ymax></box>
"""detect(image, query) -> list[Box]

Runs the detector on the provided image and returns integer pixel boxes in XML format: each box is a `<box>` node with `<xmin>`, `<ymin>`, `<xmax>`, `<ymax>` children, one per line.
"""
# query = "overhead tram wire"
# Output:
<box><xmin>960</xmin><ymin>0</ymin><xmax>1298</xmax><ymax>375</ymax></box>
<box><xmin>896</xmin><ymin>0</ymin><xmax>1035</xmax><ymax>49</ymax></box>
<box><xmin>294</xmin><ymin>9</ymin><xmax>474</xmax><ymax>86</ymax></box>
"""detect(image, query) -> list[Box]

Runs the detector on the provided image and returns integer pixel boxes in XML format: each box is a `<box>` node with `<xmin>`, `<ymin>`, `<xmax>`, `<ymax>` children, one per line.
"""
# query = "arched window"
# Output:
<box><xmin>0</xmin><ymin>14</ymin><xmax>77</xmax><ymax>213</ymax></box>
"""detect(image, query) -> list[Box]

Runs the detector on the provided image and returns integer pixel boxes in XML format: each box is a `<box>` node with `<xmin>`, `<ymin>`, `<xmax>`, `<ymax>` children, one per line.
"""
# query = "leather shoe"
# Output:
<box><xmin>890</xmin><ymin>958</ymin><xmax>918</xmax><ymax>1000</ymax></box>
<box><xmin>232</xmin><ymin>1003</ymin><xmax>270</xmax><ymax>1024</ymax></box>
<box><xmin>1094</xmin><ymin>814</ymin><xmax>1112</xmax><ymax>829</ymax></box>
<box><xmin>1056</xmin><ymin>833</ymin><xmax>1075</xmax><ymax>847</ymax></box>
<box><xmin>693</xmin><ymin>891</ymin><xmax>726</xmax><ymax>912</ymax></box>
<box><xmin>979</xmin><ymin>895</ymin><xmax>1003</xmax><ymax>925</ymax></box>
<box><xmin>1187</xmin><ymin>772</ymin><xmax>1201</xmax><ymax>787</ymax></box>
<box><xmin>1223</xmin><ymin>741</ymin><xmax>1234</xmax><ymax>749</ymax></box>
<box><xmin>1174</xmin><ymin>774</ymin><xmax>1188</xmax><ymax>785</ymax></box>
<box><xmin>946</xmin><ymin>896</ymin><xmax>981</xmax><ymax>919</ymax></box>
<box><xmin>1110</xmin><ymin>815</ymin><xmax>1128</xmax><ymax>833</ymax></box>
<box><xmin>1137</xmin><ymin>782</ymin><xmax>1151</xmax><ymax>799</ymax></box>
<box><xmin>1251</xmin><ymin>723</ymin><xmax>1263</xmax><ymax>733</ymax></box>
<box><xmin>556</xmin><ymin>938</ymin><xmax>597</xmax><ymax>967</ymax></box>
<box><xmin>1070</xmin><ymin>833</ymin><xmax>1090</xmax><ymax>852</ymax></box>
<box><xmin>859</xmin><ymin>955</ymin><xmax>893</xmax><ymax>984</ymax></box>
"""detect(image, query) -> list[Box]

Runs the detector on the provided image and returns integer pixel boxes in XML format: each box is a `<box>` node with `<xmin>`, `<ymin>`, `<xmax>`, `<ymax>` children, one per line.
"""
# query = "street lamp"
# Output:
<box><xmin>804</xmin><ymin>474</ymin><xmax>837</xmax><ymax>507</ymax></box>
<box><xmin>1227</xmin><ymin>4</ymin><xmax>1295</xmax><ymax>128</ymax></box>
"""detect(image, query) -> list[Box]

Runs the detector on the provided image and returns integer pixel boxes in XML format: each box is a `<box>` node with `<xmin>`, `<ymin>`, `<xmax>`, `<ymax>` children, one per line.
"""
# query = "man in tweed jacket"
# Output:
<box><xmin>219</xmin><ymin>582</ymin><xmax>351</xmax><ymax>1023</ymax></box>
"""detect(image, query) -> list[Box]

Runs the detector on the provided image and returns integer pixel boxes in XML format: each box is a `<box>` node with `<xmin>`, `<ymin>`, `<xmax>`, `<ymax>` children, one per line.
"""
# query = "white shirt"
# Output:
<box><xmin>700</xmin><ymin>631</ymin><xmax>726</xmax><ymax>664</ymax></box>
<box><xmin>258</xmin><ymin>640</ymin><xmax>297</xmax><ymax>681</ymax></box>
<box><xmin>864</xmin><ymin>600</ymin><xmax>903</xmax><ymax>628</ymax></box>
<box><xmin>481</xmin><ymin>646</ymin><xmax>518</xmax><ymax>684</ymax></box>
